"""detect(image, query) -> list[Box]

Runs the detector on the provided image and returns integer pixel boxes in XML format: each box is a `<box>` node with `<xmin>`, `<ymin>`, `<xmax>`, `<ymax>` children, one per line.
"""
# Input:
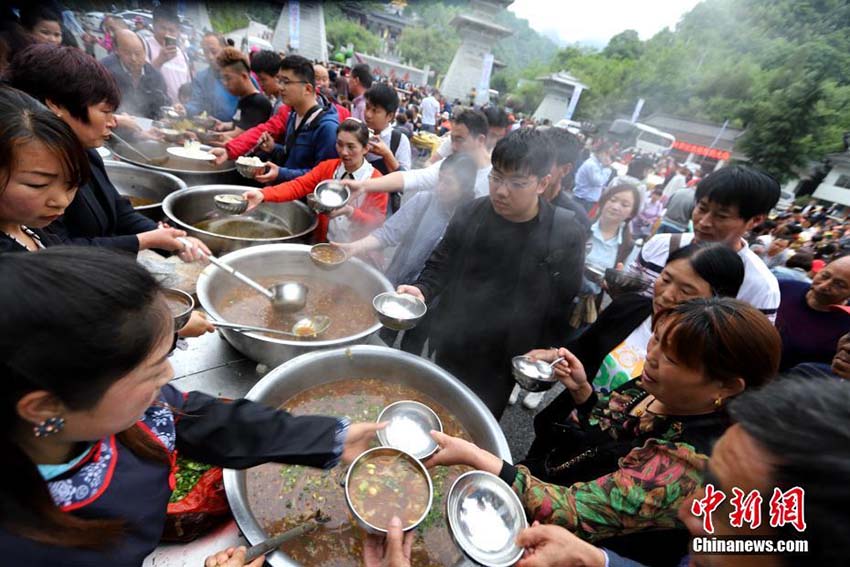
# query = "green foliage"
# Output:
<box><xmin>207</xmin><ymin>2</ymin><xmax>279</xmax><ymax>34</ymax></box>
<box><xmin>547</xmin><ymin>0</ymin><xmax>850</xmax><ymax>181</ymax></box>
<box><xmin>397</xmin><ymin>26</ymin><xmax>459</xmax><ymax>77</ymax></box>
<box><xmin>326</xmin><ymin>17</ymin><xmax>383</xmax><ymax>54</ymax></box>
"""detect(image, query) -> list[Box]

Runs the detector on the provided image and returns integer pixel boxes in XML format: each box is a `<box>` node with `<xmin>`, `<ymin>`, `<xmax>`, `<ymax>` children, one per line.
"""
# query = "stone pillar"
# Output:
<box><xmin>272</xmin><ymin>0</ymin><xmax>328</xmax><ymax>62</ymax></box>
<box><xmin>441</xmin><ymin>0</ymin><xmax>513</xmax><ymax>102</ymax></box>
<box><xmin>533</xmin><ymin>72</ymin><xmax>588</xmax><ymax>124</ymax></box>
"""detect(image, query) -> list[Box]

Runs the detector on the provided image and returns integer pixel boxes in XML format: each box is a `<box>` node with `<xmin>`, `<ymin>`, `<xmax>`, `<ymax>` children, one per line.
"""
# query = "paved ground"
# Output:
<box><xmin>499</xmin><ymin>383</ymin><xmax>565</xmax><ymax>460</ymax></box>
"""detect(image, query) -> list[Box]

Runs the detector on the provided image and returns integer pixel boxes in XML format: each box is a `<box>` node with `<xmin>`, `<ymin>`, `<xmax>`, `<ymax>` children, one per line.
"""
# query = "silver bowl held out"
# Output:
<box><xmin>511</xmin><ymin>355</ymin><xmax>558</xmax><ymax>393</ymax></box>
<box><xmin>446</xmin><ymin>471</ymin><xmax>528</xmax><ymax>567</ymax></box>
<box><xmin>104</xmin><ymin>160</ymin><xmax>187</xmax><ymax>221</ymax></box>
<box><xmin>223</xmin><ymin>345</ymin><xmax>513</xmax><ymax>567</ymax></box>
<box><xmin>344</xmin><ymin>447</ymin><xmax>433</xmax><ymax>535</ymax></box>
<box><xmin>311</xmin><ymin>180</ymin><xmax>351</xmax><ymax>213</ymax></box>
<box><xmin>373</xmin><ymin>291</ymin><xmax>427</xmax><ymax>331</ymax></box>
<box><xmin>376</xmin><ymin>400</ymin><xmax>443</xmax><ymax>460</ymax></box>
<box><xmin>309</xmin><ymin>243</ymin><xmax>348</xmax><ymax>271</ymax></box>
<box><xmin>163</xmin><ymin>185</ymin><xmax>318</xmax><ymax>255</ymax></box>
<box><xmin>196</xmin><ymin>244</ymin><xmax>392</xmax><ymax>366</ymax></box>
<box><xmin>162</xmin><ymin>287</ymin><xmax>194</xmax><ymax>331</ymax></box>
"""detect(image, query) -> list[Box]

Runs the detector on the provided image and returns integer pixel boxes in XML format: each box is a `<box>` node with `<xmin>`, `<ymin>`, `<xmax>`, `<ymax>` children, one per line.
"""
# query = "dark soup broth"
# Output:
<box><xmin>246</xmin><ymin>378</ymin><xmax>472</xmax><ymax>566</ymax></box>
<box><xmin>218</xmin><ymin>275</ymin><xmax>376</xmax><ymax>341</ymax></box>
<box><xmin>193</xmin><ymin>218</ymin><xmax>291</xmax><ymax>239</ymax></box>
<box><xmin>348</xmin><ymin>450</ymin><xmax>429</xmax><ymax>530</ymax></box>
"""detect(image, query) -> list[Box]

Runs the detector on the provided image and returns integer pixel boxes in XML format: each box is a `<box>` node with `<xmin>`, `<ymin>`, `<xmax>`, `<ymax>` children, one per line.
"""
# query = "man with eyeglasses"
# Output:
<box><xmin>396</xmin><ymin>129</ymin><xmax>586</xmax><ymax>417</ymax></box>
<box><xmin>210</xmin><ymin>55</ymin><xmax>340</xmax><ymax>184</ymax></box>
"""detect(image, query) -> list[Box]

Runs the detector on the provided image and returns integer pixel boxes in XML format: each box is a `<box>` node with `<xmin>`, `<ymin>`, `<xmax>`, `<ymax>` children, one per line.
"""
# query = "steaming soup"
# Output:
<box><xmin>193</xmin><ymin>218</ymin><xmax>292</xmax><ymax>239</ymax></box>
<box><xmin>348</xmin><ymin>449</ymin><xmax>430</xmax><ymax>530</ymax></box>
<box><xmin>218</xmin><ymin>276</ymin><xmax>376</xmax><ymax>340</ymax></box>
<box><xmin>246</xmin><ymin>378</ymin><xmax>472</xmax><ymax>566</ymax></box>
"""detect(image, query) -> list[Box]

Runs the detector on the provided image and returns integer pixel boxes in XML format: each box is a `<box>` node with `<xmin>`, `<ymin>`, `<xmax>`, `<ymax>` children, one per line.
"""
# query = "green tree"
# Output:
<box><xmin>603</xmin><ymin>30</ymin><xmax>644</xmax><ymax>60</ymax></box>
<box><xmin>397</xmin><ymin>26</ymin><xmax>459</xmax><ymax>78</ymax></box>
<box><xmin>326</xmin><ymin>18</ymin><xmax>383</xmax><ymax>55</ymax></box>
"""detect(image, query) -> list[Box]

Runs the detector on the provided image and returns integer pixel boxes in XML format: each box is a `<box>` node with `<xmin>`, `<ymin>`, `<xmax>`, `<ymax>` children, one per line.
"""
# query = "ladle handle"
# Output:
<box><xmin>179</xmin><ymin>238</ymin><xmax>274</xmax><ymax>300</ymax></box>
<box><xmin>210</xmin><ymin>320</ymin><xmax>296</xmax><ymax>337</ymax></box>
<box><xmin>110</xmin><ymin>131</ymin><xmax>153</xmax><ymax>162</ymax></box>
<box><xmin>244</xmin><ymin>522</ymin><xmax>319</xmax><ymax>562</ymax></box>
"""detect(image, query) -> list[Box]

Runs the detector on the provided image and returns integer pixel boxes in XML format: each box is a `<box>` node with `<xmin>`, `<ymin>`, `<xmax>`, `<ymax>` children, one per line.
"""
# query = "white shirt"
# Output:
<box><xmin>143</xmin><ymin>36</ymin><xmax>191</xmax><ymax>104</ymax></box>
<box><xmin>435</xmin><ymin>135</ymin><xmax>453</xmax><ymax>160</ymax></box>
<box><xmin>401</xmin><ymin>159</ymin><xmax>492</xmax><ymax>198</ymax></box>
<box><xmin>421</xmin><ymin>96</ymin><xmax>440</xmax><ymax>126</ymax></box>
<box><xmin>327</xmin><ymin>159</ymin><xmax>375</xmax><ymax>242</ymax></box>
<box><xmin>366</xmin><ymin>123</ymin><xmax>412</xmax><ymax>171</ymax></box>
<box><xmin>627</xmin><ymin>232</ymin><xmax>781</xmax><ymax>321</ymax></box>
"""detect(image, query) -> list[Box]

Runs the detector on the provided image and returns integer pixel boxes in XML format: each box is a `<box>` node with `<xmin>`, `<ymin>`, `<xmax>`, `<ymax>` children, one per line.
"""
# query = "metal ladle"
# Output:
<box><xmin>110</xmin><ymin>131</ymin><xmax>169</xmax><ymax>166</ymax></box>
<box><xmin>179</xmin><ymin>238</ymin><xmax>308</xmax><ymax>312</ymax></box>
<box><xmin>211</xmin><ymin>317</ymin><xmax>332</xmax><ymax>338</ymax></box>
<box><xmin>244</xmin><ymin>510</ymin><xmax>330</xmax><ymax>562</ymax></box>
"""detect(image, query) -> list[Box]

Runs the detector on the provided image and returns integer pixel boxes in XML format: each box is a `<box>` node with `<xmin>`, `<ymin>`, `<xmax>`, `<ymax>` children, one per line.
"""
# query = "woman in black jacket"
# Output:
<box><xmin>0</xmin><ymin>86</ymin><xmax>87</xmax><ymax>253</ymax></box>
<box><xmin>524</xmin><ymin>241</ymin><xmax>747</xmax><ymax>481</ymax></box>
<box><xmin>5</xmin><ymin>44</ymin><xmax>208</xmax><ymax>258</ymax></box>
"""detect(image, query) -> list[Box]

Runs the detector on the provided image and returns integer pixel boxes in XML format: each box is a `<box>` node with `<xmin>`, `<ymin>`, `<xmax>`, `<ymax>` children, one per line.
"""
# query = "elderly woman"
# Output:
<box><xmin>429</xmin><ymin>298</ymin><xmax>781</xmax><ymax>565</ymax></box>
<box><xmin>5</xmin><ymin>44</ymin><xmax>207</xmax><ymax>259</ymax></box>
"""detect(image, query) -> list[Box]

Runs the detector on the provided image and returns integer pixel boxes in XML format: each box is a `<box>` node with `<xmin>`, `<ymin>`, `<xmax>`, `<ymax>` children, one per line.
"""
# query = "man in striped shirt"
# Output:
<box><xmin>628</xmin><ymin>166</ymin><xmax>781</xmax><ymax>322</ymax></box>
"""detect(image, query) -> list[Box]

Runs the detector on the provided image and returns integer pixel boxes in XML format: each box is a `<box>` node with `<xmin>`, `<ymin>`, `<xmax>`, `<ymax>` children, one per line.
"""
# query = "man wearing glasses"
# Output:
<box><xmin>397</xmin><ymin>129</ymin><xmax>586</xmax><ymax>417</ymax></box>
<box><xmin>211</xmin><ymin>55</ymin><xmax>339</xmax><ymax>184</ymax></box>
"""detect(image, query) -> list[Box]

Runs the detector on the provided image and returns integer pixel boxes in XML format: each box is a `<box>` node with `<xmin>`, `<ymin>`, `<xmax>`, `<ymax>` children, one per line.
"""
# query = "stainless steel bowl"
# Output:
<box><xmin>344</xmin><ymin>447</ymin><xmax>433</xmax><ymax>535</ymax></box>
<box><xmin>163</xmin><ymin>185</ymin><xmax>317</xmax><ymax>255</ymax></box>
<box><xmin>162</xmin><ymin>288</ymin><xmax>194</xmax><ymax>331</ymax></box>
<box><xmin>311</xmin><ymin>180</ymin><xmax>351</xmax><ymax>213</ymax></box>
<box><xmin>223</xmin><ymin>345</ymin><xmax>513</xmax><ymax>567</ymax></box>
<box><xmin>309</xmin><ymin>243</ymin><xmax>348</xmax><ymax>271</ymax></box>
<box><xmin>196</xmin><ymin>244</ymin><xmax>392</xmax><ymax>365</ymax></box>
<box><xmin>376</xmin><ymin>400</ymin><xmax>443</xmax><ymax>459</ymax></box>
<box><xmin>446</xmin><ymin>471</ymin><xmax>528</xmax><ymax>567</ymax></box>
<box><xmin>373</xmin><ymin>291</ymin><xmax>427</xmax><ymax>331</ymax></box>
<box><xmin>104</xmin><ymin>160</ymin><xmax>187</xmax><ymax>221</ymax></box>
<box><xmin>235</xmin><ymin>160</ymin><xmax>268</xmax><ymax>179</ymax></box>
<box><xmin>511</xmin><ymin>355</ymin><xmax>557</xmax><ymax>393</ymax></box>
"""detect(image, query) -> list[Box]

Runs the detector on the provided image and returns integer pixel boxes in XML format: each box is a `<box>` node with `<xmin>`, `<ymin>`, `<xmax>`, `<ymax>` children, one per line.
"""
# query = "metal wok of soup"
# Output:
<box><xmin>246</xmin><ymin>378</ymin><xmax>473</xmax><ymax>566</ymax></box>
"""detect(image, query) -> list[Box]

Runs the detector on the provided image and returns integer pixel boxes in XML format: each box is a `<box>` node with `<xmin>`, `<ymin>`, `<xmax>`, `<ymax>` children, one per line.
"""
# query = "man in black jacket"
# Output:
<box><xmin>100</xmin><ymin>29</ymin><xmax>170</xmax><ymax>119</ymax></box>
<box><xmin>398</xmin><ymin>129</ymin><xmax>586</xmax><ymax>417</ymax></box>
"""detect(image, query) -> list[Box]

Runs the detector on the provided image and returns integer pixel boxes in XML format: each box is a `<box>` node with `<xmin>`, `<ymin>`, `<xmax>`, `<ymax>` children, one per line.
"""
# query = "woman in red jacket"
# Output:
<box><xmin>244</xmin><ymin>118</ymin><xmax>387</xmax><ymax>243</ymax></box>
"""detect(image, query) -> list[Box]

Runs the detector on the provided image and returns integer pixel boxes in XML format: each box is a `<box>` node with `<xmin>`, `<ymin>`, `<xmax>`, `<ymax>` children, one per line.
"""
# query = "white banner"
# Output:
<box><xmin>289</xmin><ymin>1</ymin><xmax>301</xmax><ymax>50</ymax></box>
<box><xmin>564</xmin><ymin>84</ymin><xmax>584</xmax><ymax>120</ymax></box>
<box><xmin>631</xmin><ymin>98</ymin><xmax>645</xmax><ymax>123</ymax></box>
<box><xmin>476</xmin><ymin>52</ymin><xmax>495</xmax><ymax>106</ymax></box>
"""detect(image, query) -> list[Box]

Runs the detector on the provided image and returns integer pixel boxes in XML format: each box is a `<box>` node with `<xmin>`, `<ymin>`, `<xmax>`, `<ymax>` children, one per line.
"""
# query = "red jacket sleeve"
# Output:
<box><xmin>225</xmin><ymin>104</ymin><xmax>291</xmax><ymax>159</ymax></box>
<box><xmin>334</xmin><ymin>103</ymin><xmax>350</xmax><ymax>122</ymax></box>
<box><xmin>349</xmin><ymin>170</ymin><xmax>387</xmax><ymax>232</ymax></box>
<box><xmin>261</xmin><ymin>159</ymin><xmax>338</xmax><ymax>203</ymax></box>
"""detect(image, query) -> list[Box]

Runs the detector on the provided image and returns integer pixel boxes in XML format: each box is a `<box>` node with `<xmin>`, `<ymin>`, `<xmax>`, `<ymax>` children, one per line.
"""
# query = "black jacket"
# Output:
<box><xmin>0</xmin><ymin>228</ymin><xmax>62</xmax><ymax>253</ymax></box>
<box><xmin>46</xmin><ymin>149</ymin><xmax>157</xmax><ymax>253</ymax></box>
<box><xmin>413</xmin><ymin>197</ymin><xmax>585</xmax><ymax>416</ymax></box>
<box><xmin>101</xmin><ymin>55</ymin><xmax>170</xmax><ymax>119</ymax></box>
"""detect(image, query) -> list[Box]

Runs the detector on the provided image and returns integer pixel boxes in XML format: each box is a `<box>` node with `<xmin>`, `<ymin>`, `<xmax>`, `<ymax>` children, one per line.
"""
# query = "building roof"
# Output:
<box><xmin>450</xmin><ymin>13</ymin><xmax>513</xmax><ymax>37</ymax></box>
<box><xmin>643</xmin><ymin>113</ymin><xmax>744</xmax><ymax>152</ymax></box>
<box><xmin>536</xmin><ymin>71</ymin><xmax>588</xmax><ymax>91</ymax></box>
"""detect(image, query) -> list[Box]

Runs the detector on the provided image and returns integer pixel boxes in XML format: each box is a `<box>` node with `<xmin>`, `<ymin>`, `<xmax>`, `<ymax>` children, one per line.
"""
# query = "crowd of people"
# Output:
<box><xmin>0</xmin><ymin>2</ymin><xmax>849</xmax><ymax>567</ymax></box>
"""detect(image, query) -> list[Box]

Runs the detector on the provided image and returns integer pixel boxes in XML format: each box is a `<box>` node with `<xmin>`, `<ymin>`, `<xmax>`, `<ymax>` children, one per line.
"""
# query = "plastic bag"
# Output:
<box><xmin>162</xmin><ymin>458</ymin><xmax>231</xmax><ymax>543</ymax></box>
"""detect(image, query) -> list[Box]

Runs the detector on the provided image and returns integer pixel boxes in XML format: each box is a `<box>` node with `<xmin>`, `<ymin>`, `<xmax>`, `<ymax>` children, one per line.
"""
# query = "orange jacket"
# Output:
<box><xmin>261</xmin><ymin>158</ymin><xmax>387</xmax><ymax>242</ymax></box>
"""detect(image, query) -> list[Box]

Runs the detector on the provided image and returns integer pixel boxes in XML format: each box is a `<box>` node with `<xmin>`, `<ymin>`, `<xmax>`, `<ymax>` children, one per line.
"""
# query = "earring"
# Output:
<box><xmin>714</xmin><ymin>397</ymin><xmax>723</xmax><ymax>409</ymax></box>
<box><xmin>33</xmin><ymin>416</ymin><xmax>65</xmax><ymax>438</ymax></box>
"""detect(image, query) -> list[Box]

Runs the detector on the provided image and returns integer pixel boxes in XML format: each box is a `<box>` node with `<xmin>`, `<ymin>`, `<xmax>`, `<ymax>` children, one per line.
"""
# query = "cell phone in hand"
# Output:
<box><xmin>165</xmin><ymin>35</ymin><xmax>178</xmax><ymax>47</ymax></box>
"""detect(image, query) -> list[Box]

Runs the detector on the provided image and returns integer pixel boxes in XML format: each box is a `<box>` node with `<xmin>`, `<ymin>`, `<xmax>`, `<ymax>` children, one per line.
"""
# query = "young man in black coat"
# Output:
<box><xmin>398</xmin><ymin>129</ymin><xmax>586</xmax><ymax>417</ymax></box>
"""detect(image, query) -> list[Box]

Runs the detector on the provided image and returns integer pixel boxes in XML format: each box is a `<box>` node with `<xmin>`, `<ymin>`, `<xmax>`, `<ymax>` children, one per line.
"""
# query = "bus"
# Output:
<box><xmin>607</xmin><ymin>119</ymin><xmax>676</xmax><ymax>155</ymax></box>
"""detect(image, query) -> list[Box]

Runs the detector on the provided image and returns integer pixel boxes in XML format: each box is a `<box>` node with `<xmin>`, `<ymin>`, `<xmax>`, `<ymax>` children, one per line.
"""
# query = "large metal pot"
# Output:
<box><xmin>163</xmin><ymin>186</ymin><xmax>317</xmax><ymax>255</ymax></box>
<box><xmin>196</xmin><ymin>244</ymin><xmax>392</xmax><ymax>365</ymax></box>
<box><xmin>107</xmin><ymin>138</ymin><xmax>241</xmax><ymax>185</ymax></box>
<box><xmin>223</xmin><ymin>345</ymin><xmax>513</xmax><ymax>567</ymax></box>
<box><xmin>104</xmin><ymin>160</ymin><xmax>186</xmax><ymax>221</ymax></box>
